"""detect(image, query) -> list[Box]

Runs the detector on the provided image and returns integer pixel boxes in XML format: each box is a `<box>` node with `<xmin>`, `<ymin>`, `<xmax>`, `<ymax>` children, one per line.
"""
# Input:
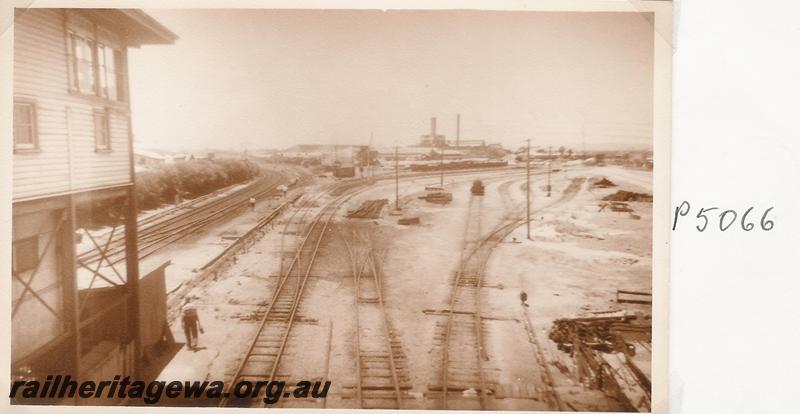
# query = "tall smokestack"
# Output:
<box><xmin>456</xmin><ymin>113</ymin><xmax>460</xmax><ymax>148</ymax></box>
<box><xmin>431</xmin><ymin>117</ymin><xmax>437</xmax><ymax>147</ymax></box>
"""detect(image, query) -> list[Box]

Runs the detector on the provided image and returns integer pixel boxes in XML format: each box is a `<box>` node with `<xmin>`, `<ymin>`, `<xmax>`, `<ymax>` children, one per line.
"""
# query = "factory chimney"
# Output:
<box><xmin>431</xmin><ymin>117</ymin><xmax>437</xmax><ymax>145</ymax></box>
<box><xmin>456</xmin><ymin>113</ymin><xmax>460</xmax><ymax>148</ymax></box>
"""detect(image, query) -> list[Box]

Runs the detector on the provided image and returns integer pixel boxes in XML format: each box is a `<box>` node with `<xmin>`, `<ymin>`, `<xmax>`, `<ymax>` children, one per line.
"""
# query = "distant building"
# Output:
<box><xmin>134</xmin><ymin>149</ymin><xmax>171</xmax><ymax>168</ymax></box>
<box><xmin>418</xmin><ymin>133</ymin><xmax>485</xmax><ymax>149</ymax></box>
<box><xmin>321</xmin><ymin>146</ymin><xmax>357</xmax><ymax>167</ymax></box>
<box><xmin>426</xmin><ymin>149</ymin><xmax>465</xmax><ymax>160</ymax></box>
<box><xmin>379</xmin><ymin>146</ymin><xmax>435</xmax><ymax>161</ymax></box>
<box><xmin>449</xmin><ymin>139</ymin><xmax>486</xmax><ymax>148</ymax></box>
<box><xmin>419</xmin><ymin>133</ymin><xmax>447</xmax><ymax>148</ymax></box>
<box><xmin>420</xmin><ymin>114</ymin><xmax>485</xmax><ymax>149</ymax></box>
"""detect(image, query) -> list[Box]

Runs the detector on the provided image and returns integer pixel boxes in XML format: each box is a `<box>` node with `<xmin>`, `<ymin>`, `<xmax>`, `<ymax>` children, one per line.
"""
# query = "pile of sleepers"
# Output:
<box><xmin>602</xmin><ymin>190</ymin><xmax>652</xmax><ymax>202</ymax></box>
<box><xmin>590</xmin><ymin>177</ymin><xmax>617</xmax><ymax>188</ymax></box>
<box><xmin>347</xmin><ymin>199</ymin><xmax>389</xmax><ymax>219</ymax></box>
<box><xmin>549</xmin><ymin>313</ymin><xmax>652</xmax><ymax>412</ymax></box>
<box><xmin>398</xmin><ymin>217</ymin><xmax>420</xmax><ymax>225</ymax></box>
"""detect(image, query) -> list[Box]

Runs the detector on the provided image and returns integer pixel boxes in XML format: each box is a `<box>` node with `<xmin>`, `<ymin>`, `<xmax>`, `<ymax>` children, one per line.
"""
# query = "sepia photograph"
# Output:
<box><xmin>6</xmin><ymin>1</ymin><xmax>671</xmax><ymax>411</ymax></box>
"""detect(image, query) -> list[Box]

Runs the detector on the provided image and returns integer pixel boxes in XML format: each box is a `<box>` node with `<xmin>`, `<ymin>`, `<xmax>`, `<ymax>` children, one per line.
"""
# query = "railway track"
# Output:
<box><xmin>209</xmin><ymin>169</ymin><xmax>541</xmax><ymax>407</ymax></box>
<box><xmin>497</xmin><ymin>177</ymin><xmax>525</xmax><ymax>212</ymax></box>
<box><xmin>339</xmin><ymin>228</ymin><xmax>410</xmax><ymax>409</ymax></box>
<box><xmin>149</xmin><ymin>167</ymin><xmax>572</xmax><ymax>408</ymax></box>
<box><xmin>80</xmin><ymin>166</ymin><xmax>531</xmax><ymax>267</ymax></box>
<box><xmin>76</xmin><ymin>173</ymin><xmax>300</xmax><ymax>267</ymax></box>
<box><xmin>436</xmin><ymin>174</ymin><xmax>587</xmax><ymax>409</ymax></box>
<box><xmin>438</xmin><ymin>193</ymin><xmax>488</xmax><ymax>410</ymax></box>
<box><xmin>219</xmin><ymin>182</ymin><xmax>364</xmax><ymax>407</ymax></box>
<box><xmin>77</xmin><ymin>166</ymin><xmax>535</xmax><ymax>272</ymax></box>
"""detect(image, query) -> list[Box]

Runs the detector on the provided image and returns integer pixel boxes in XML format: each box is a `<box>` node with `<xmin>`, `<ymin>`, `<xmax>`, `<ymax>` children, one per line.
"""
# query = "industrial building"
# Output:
<box><xmin>417</xmin><ymin>115</ymin><xmax>486</xmax><ymax>149</ymax></box>
<box><xmin>11</xmin><ymin>8</ymin><xmax>176</xmax><ymax>399</ymax></box>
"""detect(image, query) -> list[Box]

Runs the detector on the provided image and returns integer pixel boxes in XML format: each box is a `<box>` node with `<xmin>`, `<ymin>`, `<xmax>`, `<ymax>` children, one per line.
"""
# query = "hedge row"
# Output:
<box><xmin>135</xmin><ymin>158</ymin><xmax>261</xmax><ymax>210</ymax></box>
<box><xmin>77</xmin><ymin>158</ymin><xmax>261</xmax><ymax>229</ymax></box>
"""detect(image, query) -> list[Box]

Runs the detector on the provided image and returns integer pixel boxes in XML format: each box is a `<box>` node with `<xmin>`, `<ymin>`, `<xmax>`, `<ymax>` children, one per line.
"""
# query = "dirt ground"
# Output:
<box><xmin>155</xmin><ymin>165</ymin><xmax>653</xmax><ymax>410</ymax></box>
<box><xmin>488</xmin><ymin>166</ymin><xmax>652</xmax><ymax>411</ymax></box>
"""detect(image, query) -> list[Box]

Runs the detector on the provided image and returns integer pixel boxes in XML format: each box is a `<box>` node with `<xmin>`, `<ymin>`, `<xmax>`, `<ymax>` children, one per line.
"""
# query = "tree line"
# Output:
<box><xmin>77</xmin><ymin>158</ymin><xmax>262</xmax><ymax>229</ymax></box>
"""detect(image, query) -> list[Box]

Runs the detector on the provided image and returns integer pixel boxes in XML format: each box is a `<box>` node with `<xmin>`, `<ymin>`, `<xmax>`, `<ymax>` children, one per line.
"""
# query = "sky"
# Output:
<box><xmin>128</xmin><ymin>9</ymin><xmax>654</xmax><ymax>152</ymax></box>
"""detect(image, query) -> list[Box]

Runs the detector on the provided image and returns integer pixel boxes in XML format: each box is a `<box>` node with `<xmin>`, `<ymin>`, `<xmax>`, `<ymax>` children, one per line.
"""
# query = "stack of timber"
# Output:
<box><xmin>397</xmin><ymin>217</ymin><xmax>420</xmax><ymax>225</ymax></box>
<box><xmin>418</xmin><ymin>192</ymin><xmax>452</xmax><ymax>204</ymax></box>
<box><xmin>589</xmin><ymin>177</ymin><xmax>617</xmax><ymax>188</ymax></box>
<box><xmin>549</xmin><ymin>312</ymin><xmax>652</xmax><ymax>412</ymax></box>
<box><xmin>347</xmin><ymin>199</ymin><xmax>389</xmax><ymax>219</ymax></box>
<box><xmin>602</xmin><ymin>190</ymin><xmax>652</xmax><ymax>203</ymax></box>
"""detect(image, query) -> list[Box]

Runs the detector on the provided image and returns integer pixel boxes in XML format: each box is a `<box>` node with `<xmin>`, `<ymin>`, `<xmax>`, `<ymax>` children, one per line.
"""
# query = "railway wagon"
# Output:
<box><xmin>471</xmin><ymin>180</ymin><xmax>485</xmax><ymax>196</ymax></box>
<box><xmin>409</xmin><ymin>160</ymin><xmax>508</xmax><ymax>172</ymax></box>
<box><xmin>419</xmin><ymin>186</ymin><xmax>453</xmax><ymax>204</ymax></box>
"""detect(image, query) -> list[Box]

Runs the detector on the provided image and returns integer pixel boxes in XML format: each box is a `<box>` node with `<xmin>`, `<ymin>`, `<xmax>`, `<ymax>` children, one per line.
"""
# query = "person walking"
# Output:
<box><xmin>249</xmin><ymin>196</ymin><xmax>256</xmax><ymax>212</ymax></box>
<box><xmin>520</xmin><ymin>290</ymin><xmax>529</xmax><ymax>307</ymax></box>
<box><xmin>181</xmin><ymin>298</ymin><xmax>204</xmax><ymax>350</ymax></box>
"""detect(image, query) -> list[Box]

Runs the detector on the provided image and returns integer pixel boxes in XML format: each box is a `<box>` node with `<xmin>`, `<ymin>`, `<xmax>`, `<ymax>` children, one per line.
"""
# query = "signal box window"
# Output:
<box><xmin>69</xmin><ymin>33</ymin><xmax>96</xmax><ymax>94</ymax></box>
<box><xmin>13</xmin><ymin>100</ymin><xmax>38</xmax><ymax>152</ymax></box>
<box><xmin>94</xmin><ymin>110</ymin><xmax>111</xmax><ymax>151</ymax></box>
<box><xmin>68</xmin><ymin>30</ymin><xmax>127</xmax><ymax>102</ymax></box>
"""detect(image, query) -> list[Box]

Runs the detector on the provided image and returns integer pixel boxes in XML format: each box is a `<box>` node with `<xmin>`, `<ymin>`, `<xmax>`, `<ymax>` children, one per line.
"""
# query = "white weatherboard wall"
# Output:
<box><xmin>13</xmin><ymin>9</ymin><xmax>132</xmax><ymax>201</ymax></box>
<box><xmin>672</xmin><ymin>1</ymin><xmax>800</xmax><ymax>413</ymax></box>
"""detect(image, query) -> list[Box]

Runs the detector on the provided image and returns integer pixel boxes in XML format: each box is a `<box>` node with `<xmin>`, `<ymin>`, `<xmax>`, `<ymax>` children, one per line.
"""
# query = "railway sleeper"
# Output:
<box><xmin>446</xmin><ymin>364</ymin><xmax>485</xmax><ymax>371</ymax></box>
<box><xmin>245</xmin><ymin>353</ymin><xmax>280</xmax><ymax>360</ymax></box>
<box><xmin>445</xmin><ymin>377</ymin><xmax>486</xmax><ymax>386</ymax></box>
<box><xmin>427</xmin><ymin>384</ymin><xmax>490</xmax><ymax>392</ymax></box>
<box><xmin>362</xmin><ymin>379</ymin><xmax>412</xmax><ymax>388</ymax></box>
<box><xmin>361</xmin><ymin>400</ymin><xmax>402</xmax><ymax>409</ymax></box>
<box><xmin>359</xmin><ymin>355</ymin><xmax>392</xmax><ymax>363</ymax></box>
<box><xmin>341</xmin><ymin>386</ymin><xmax>414</xmax><ymax>394</ymax></box>
<box><xmin>360</xmin><ymin>370</ymin><xmax>396</xmax><ymax>378</ymax></box>
<box><xmin>360</xmin><ymin>353</ymin><xmax>406</xmax><ymax>360</ymax></box>
<box><xmin>266</xmin><ymin>303</ymin><xmax>293</xmax><ymax>309</ymax></box>
<box><xmin>245</xmin><ymin>346</ymin><xmax>280</xmax><ymax>353</ymax></box>
<box><xmin>266</xmin><ymin>308</ymin><xmax>295</xmax><ymax>314</ymax></box>
<box><xmin>359</xmin><ymin>354</ymin><xmax>406</xmax><ymax>361</ymax></box>
<box><xmin>360</xmin><ymin>384</ymin><xmax>413</xmax><ymax>391</ymax></box>
<box><xmin>359</xmin><ymin>350</ymin><xmax>397</xmax><ymax>356</ymax></box>
<box><xmin>254</xmin><ymin>338</ymin><xmax>284</xmax><ymax>344</ymax></box>
<box><xmin>237</xmin><ymin>370</ymin><xmax>283</xmax><ymax>379</ymax></box>
<box><xmin>361</xmin><ymin>380</ymin><xmax>401</xmax><ymax>388</ymax></box>
<box><xmin>360</xmin><ymin>360</ymin><xmax>395</xmax><ymax>367</ymax></box>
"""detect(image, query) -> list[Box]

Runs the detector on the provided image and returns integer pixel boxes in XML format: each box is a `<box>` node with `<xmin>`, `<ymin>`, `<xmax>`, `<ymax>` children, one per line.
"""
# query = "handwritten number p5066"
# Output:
<box><xmin>672</xmin><ymin>202</ymin><xmax>774</xmax><ymax>232</ymax></box>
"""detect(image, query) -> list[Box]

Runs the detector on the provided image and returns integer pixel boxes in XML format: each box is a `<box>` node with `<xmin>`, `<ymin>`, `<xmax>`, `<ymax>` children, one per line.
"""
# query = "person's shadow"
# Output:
<box><xmin>184</xmin><ymin>344</ymin><xmax>208</xmax><ymax>352</ymax></box>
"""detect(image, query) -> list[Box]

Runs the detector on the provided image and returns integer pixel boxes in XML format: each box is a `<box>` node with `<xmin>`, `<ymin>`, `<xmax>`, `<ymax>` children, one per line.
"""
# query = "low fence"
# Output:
<box><xmin>165</xmin><ymin>194</ymin><xmax>300</xmax><ymax>321</ymax></box>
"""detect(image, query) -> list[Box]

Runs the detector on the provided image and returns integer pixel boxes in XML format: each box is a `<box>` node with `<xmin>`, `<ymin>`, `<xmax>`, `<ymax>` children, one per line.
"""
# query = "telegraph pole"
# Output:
<box><xmin>547</xmin><ymin>146</ymin><xmax>552</xmax><ymax>197</ymax></box>
<box><xmin>440</xmin><ymin>144</ymin><xmax>445</xmax><ymax>187</ymax></box>
<box><xmin>395</xmin><ymin>146</ymin><xmax>400</xmax><ymax>210</ymax></box>
<box><xmin>367</xmin><ymin>132</ymin><xmax>373</xmax><ymax>178</ymax></box>
<box><xmin>526</xmin><ymin>138</ymin><xmax>532</xmax><ymax>240</ymax></box>
<box><xmin>581</xmin><ymin>123</ymin><xmax>586</xmax><ymax>159</ymax></box>
<box><xmin>431</xmin><ymin>116</ymin><xmax>444</xmax><ymax>186</ymax></box>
